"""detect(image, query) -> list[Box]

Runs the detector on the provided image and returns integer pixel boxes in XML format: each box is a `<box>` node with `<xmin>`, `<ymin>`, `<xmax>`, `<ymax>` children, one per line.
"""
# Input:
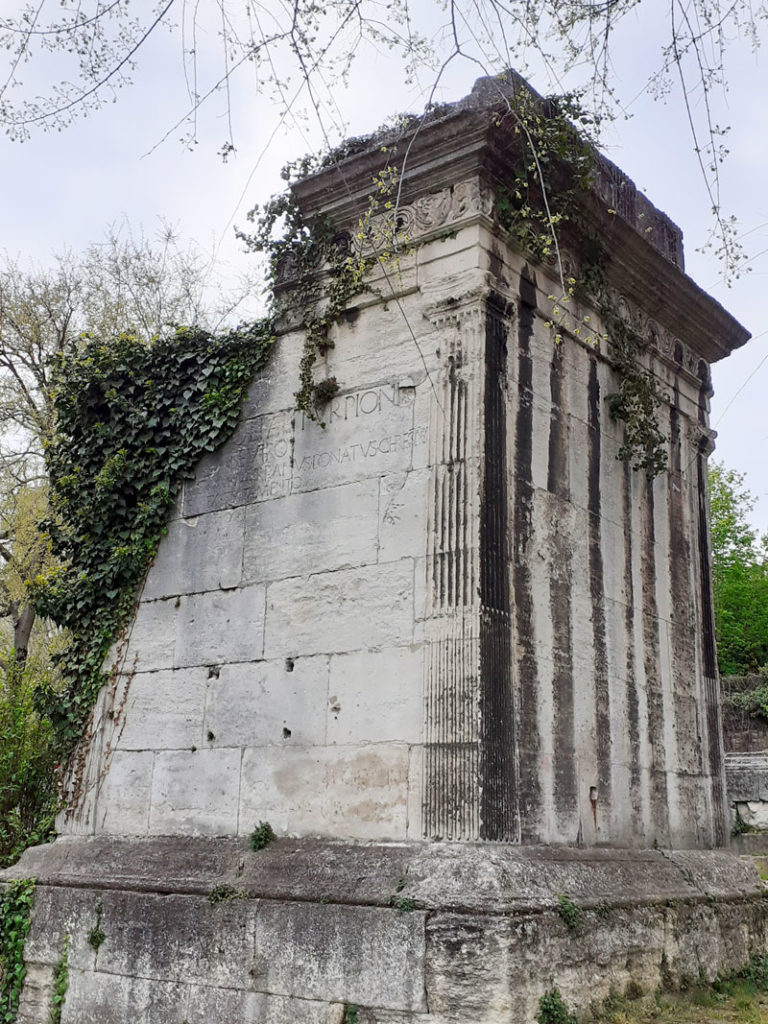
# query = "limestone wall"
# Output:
<box><xmin>54</xmin><ymin>176</ymin><xmax>729</xmax><ymax>849</ymax></box>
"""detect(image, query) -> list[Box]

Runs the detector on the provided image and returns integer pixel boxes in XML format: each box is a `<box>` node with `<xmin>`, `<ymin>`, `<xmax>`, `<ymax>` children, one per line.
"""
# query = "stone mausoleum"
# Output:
<box><xmin>5</xmin><ymin>73</ymin><xmax>768</xmax><ymax>1023</ymax></box>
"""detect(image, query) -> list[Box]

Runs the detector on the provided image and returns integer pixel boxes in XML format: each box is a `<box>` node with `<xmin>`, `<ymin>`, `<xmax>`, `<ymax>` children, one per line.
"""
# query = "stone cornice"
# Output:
<box><xmin>291</xmin><ymin>72</ymin><xmax>750</xmax><ymax>367</ymax></box>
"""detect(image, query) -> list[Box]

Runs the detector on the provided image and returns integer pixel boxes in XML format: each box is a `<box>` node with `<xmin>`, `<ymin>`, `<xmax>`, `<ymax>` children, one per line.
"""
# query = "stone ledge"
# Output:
<box><xmin>3</xmin><ymin>837</ymin><xmax>762</xmax><ymax>914</ymax></box>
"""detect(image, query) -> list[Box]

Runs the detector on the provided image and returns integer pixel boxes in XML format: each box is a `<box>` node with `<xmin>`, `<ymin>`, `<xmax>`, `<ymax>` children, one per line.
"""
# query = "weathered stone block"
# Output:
<box><xmin>327</xmin><ymin>646</ymin><xmax>423</xmax><ymax>745</ymax></box>
<box><xmin>128</xmin><ymin>598</ymin><xmax>177</xmax><ymax>671</ymax></box>
<box><xmin>291</xmin><ymin>382</ymin><xmax>418</xmax><ymax>493</ymax></box>
<box><xmin>95</xmin><ymin>890</ymin><xmax>253</xmax><ymax>987</ymax></box>
<box><xmin>252</xmin><ymin>901</ymin><xmax>427</xmax><ymax>1011</ymax></box>
<box><xmin>204</xmin><ymin>657</ymin><xmax>329</xmax><ymax>748</ymax></box>
<box><xmin>143</xmin><ymin>506</ymin><xmax>245</xmax><ymax>599</ymax></box>
<box><xmin>115</xmin><ymin>669</ymin><xmax>207</xmax><ymax>750</ymax></box>
<box><xmin>97</xmin><ymin>751</ymin><xmax>155</xmax><ymax>834</ymax></box>
<box><xmin>243</xmin><ymin>479</ymin><xmax>379</xmax><ymax>584</ymax></box>
<box><xmin>183</xmin><ymin>409</ymin><xmax>294</xmax><ymax>516</ymax></box>
<box><xmin>377</xmin><ymin>469</ymin><xmax>430</xmax><ymax>563</ymax></box>
<box><xmin>264</xmin><ymin>562</ymin><xmax>414</xmax><ymax>658</ymax></box>
<box><xmin>149</xmin><ymin>749</ymin><xmax>241</xmax><ymax>835</ymax></box>
<box><xmin>62</xmin><ymin>969</ymin><xmax>188</xmax><ymax>1024</ymax></box>
<box><xmin>174</xmin><ymin>584</ymin><xmax>266</xmax><ymax>667</ymax></box>
<box><xmin>239</xmin><ymin>744</ymin><xmax>411</xmax><ymax>839</ymax></box>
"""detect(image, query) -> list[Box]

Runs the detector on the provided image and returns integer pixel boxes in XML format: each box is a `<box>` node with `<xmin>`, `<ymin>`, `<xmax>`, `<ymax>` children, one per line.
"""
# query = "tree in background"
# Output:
<box><xmin>0</xmin><ymin>224</ymin><xmax>251</xmax><ymax>863</ymax></box>
<box><xmin>709</xmin><ymin>461</ymin><xmax>768</xmax><ymax>676</ymax></box>
<box><xmin>0</xmin><ymin>0</ymin><xmax>762</xmax><ymax>278</ymax></box>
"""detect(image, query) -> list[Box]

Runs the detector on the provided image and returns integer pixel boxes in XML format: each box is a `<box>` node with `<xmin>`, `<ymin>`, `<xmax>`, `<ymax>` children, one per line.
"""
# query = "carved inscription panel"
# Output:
<box><xmin>185</xmin><ymin>381</ymin><xmax>428</xmax><ymax>516</ymax></box>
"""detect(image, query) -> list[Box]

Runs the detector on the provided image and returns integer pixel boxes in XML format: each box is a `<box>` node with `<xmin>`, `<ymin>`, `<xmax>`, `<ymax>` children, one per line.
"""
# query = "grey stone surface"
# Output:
<box><xmin>5</xmin><ymin>839</ymin><xmax>768</xmax><ymax>1024</ymax></box>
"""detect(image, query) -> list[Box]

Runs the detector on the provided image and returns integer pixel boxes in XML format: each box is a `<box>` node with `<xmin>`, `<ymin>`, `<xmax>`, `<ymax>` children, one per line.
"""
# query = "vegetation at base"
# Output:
<box><xmin>249</xmin><ymin>821</ymin><xmax>276</xmax><ymax>851</ymax></box>
<box><xmin>555</xmin><ymin>893</ymin><xmax>581</xmax><ymax>930</ymax></box>
<box><xmin>0</xmin><ymin>651</ymin><xmax>58</xmax><ymax>867</ymax></box>
<box><xmin>0</xmin><ymin>878</ymin><xmax>34</xmax><ymax>1023</ymax></box>
<box><xmin>709</xmin><ymin>462</ymin><xmax>768</xmax><ymax>676</ymax></box>
<box><xmin>207</xmin><ymin>884</ymin><xmax>246</xmax><ymax>905</ymax></box>
<box><xmin>538</xmin><ymin>988</ymin><xmax>578</xmax><ymax>1024</ymax></box>
<box><xmin>87</xmin><ymin>903</ymin><xmax>105</xmax><ymax>950</ymax></box>
<box><xmin>548</xmin><ymin>954</ymin><xmax>768</xmax><ymax>1023</ymax></box>
<box><xmin>49</xmin><ymin>934</ymin><xmax>69</xmax><ymax>1024</ymax></box>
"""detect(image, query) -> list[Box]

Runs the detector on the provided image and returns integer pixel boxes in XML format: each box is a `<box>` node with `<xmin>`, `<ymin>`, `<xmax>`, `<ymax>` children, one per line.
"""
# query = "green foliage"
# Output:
<box><xmin>87</xmin><ymin>903</ymin><xmax>105</xmax><ymax>950</ymax></box>
<box><xmin>493</xmin><ymin>86</ymin><xmax>667</xmax><ymax>478</ymax></box>
<box><xmin>0</xmin><ymin>654</ymin><xmax>58</xmax><ymax>867</ymax></box>
<box><xmin>538</xmin><ymin>987</ymin><xmax>578</xmax><ymax>1024</ymax></box>
<box><xmin>49</xmin><ymin>935</ymin><xmax>69</xmax><ymax>1024</ymax></box>
<box><xmin>238</xmin><ymin>157</ymin><xmax>405</xmax><ymax>423</ymax></box>
<box><xmin>494</xmin><ymin>87</ymin><xmax>596</xmax><ymax>263</ymax></box>
<box><xmin>31</xmin><ymin>323</ymin><xmax>273</xmax><ymax>756</ymax></box>
<box><xmin>556</xmin><ymin>893</ymin><xmax>581</xmax><ymax>930</ymax></box>
<box><xmin>0</xmin><ymin>878</ymin><xmax>34</xmax><ymax>1023</ymax></box>
<box><xmin>342</xmin><ymin>1006</ymin><xmax>359</xmax><ymax>1024</ymax></box>
<box><xmin>709</xmin><ymin>462</ymin><xmax>768</xmax><ymax>675</ymax></box>
<box><xmin>604</xmin><ymin>311</ymin><xmax>668</xmax><ymax>478</ymax></box>
<box><xmin>249</xmin><ymin>821</ymin><xmax>276</xmax><ymax>851</ymax></box>
<box><xmin>207</xmin><ymin>884</ymin><xmax>246</xmax><ymax>904</ymax></box>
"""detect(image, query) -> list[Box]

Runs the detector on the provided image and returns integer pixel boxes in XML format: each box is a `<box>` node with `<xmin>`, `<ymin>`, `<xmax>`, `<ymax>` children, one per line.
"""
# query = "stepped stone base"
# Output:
<box><xmin>4</xmin><ymin>838</ymin><xmax>768</xmax><ymax>1023</ymax></box>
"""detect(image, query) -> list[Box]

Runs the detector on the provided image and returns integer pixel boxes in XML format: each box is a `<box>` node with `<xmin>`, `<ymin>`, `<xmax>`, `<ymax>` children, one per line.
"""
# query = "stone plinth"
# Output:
<box><xmin>5</xmin><ymin>837</ymin><xmax>768</xmax><ymax>1024</ymax></box>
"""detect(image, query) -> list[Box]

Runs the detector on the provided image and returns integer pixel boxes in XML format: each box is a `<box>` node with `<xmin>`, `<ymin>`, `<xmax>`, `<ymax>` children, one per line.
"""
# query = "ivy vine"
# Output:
<box><xmin>237</xmin><ymin>158</ymin><xmax>405</xmax><ymax>424</ymax></box>
<box><xmin>0</xmin><ymin>878</ymin><xmax>34</xmax><ymax>1023</ymax></box>
<box><xmin>31</xmin><ymin>322</ymin><xmax>273</xmax><ymax>752</ymax></box>
<box><xmin>492</xmin><ymin>86</ymin><xmax>668</xmax><ymax>476</ymax></box>
<box><xmin>49</xmin><ymin>934</ymin><xmax>69</xmax><ymax>1024</ymax></box>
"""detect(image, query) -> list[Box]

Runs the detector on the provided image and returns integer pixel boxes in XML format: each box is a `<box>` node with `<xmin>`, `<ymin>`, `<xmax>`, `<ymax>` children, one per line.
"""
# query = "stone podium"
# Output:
<box><xmin>5</xmin><ymin>74</ymin><xmax>767</xmax><ymax>1023</ymax></box>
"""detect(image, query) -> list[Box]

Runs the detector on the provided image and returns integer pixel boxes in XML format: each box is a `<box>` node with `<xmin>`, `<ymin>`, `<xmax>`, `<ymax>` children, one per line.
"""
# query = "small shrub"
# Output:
<box><xmin>87</xmin><ymin>902</ymin><xmax>105</xmax><ymax>951</ymax></box>
<box><xmin>342</xmin><ymin>1006</ymin><xmax>358</xmax><ymax>1024</ymax></box>
<box><xmin>392</xmin><ymin>897</ymin><xmax>415</xmax><ymax>913</ymax></box>
<box><xmin>556</xmin><ymin>893</ymin><xmax>581</xmax><ymax>930</ymax></box>
<box><xmin>208</xmin><ymin>883</ymin><xmax>246</xmax><ymax>904</ymax></box>
<box><xmin>250</xmin><ymin>821</ymin><xmax>276</xmax><ymax>851</ymax></box>
<box><xmin>312</xmin><ymin>376</ymin><xmax>340</xmax><ymax>406</ymax></box>
<box><xmin>624</xmin><ymin>979</ymin><xmax>644</xmax><ymax>1001</ymax></box>
<box><xmin>538</xmin><ymin>987</ymin><xmax>577</xmax><ymax>1024</ymax></box>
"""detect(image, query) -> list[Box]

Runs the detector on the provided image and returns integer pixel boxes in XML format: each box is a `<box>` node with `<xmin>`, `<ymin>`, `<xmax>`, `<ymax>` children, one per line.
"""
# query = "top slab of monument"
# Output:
<box><xmin>293</xmin><ymin>70</ymin><xmax>749</xmax><ymax>364</ymax></box>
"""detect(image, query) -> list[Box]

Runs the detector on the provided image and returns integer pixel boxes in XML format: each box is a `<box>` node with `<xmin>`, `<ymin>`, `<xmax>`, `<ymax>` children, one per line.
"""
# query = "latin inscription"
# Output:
<box><xmin>251</xmin><ymin>383</ymin><xmax>425</xmax><ymax>499</ymax></box>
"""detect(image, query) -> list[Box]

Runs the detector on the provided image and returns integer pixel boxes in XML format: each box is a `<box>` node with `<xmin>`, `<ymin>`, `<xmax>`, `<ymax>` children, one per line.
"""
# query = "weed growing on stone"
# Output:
<box><xmin>208</xmin><ymin>884</ymin><xmax>246</xmax><ymax>904</ymax></box>
<box><xmin>342</xmin><ymin>1006</ymin><xmax>358</xmax><ymax>1024</ymax></box>
<box><xmin>538</xmin><ymin>987</ymin><xmax>578</xmax><ymax>1024</ymax></box>
<box><xmin>556</xmin><ymin>893</ymin><xmax>581</xmax><ymax>930</ymax></box>
<box><xmin>250</xmin><ymin>821</ymin><xmax>276</xmax><ymax>851</ymax></box>
<box><xmin>87</xmin><ymin>902</ymin><xmax>105</xmax><ymax>951</ymax></box>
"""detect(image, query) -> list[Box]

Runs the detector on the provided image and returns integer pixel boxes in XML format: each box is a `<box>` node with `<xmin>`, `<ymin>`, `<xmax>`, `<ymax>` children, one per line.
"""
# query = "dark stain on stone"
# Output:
<box><xmin>548</xmin><ymin>343</ymin><xmax>575</xmax><ymax>828</ymax></box>
<box><xmin>588</xmin><ymin>357</ymin><xmax>612</xmax><ymax>819</ymax></box>
<box><xmin>622</xmin><ymin>460</ymin><xmax>642</xmax><ymax>829</ymax></box>
<box><xmin>513</xmin><ymin>267</ymin><xmax>540</xmax><ymax>840</ymax></box>
<box><xmin>547</xmin><ymin>342</ymin><xmax>568</xmax><ymax>500</ymax></box>
<box><xmin>479</xmin><ymin>296</ymin><xmax>517</xmax><ymax>841</ymax></box>
<box><xmin>642</xmin><ymin>475</ymin><xmax>670</xmax><ymax>844</ymax></box>
<box><xmin>667</xmin><ymin>382</ymin><xmax>698</xmax><ymax>753</ymax></box>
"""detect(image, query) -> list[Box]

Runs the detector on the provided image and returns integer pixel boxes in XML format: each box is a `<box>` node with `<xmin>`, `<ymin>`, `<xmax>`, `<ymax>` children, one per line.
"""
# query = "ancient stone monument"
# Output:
<box><xmin>5</xmin><ymin>73</ymin><xmax>767</xmax><ymax>1023</ymax></box>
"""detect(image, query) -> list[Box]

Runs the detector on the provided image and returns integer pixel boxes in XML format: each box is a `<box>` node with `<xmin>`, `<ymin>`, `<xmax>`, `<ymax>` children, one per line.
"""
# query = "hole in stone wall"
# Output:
<box><xmin>207</xmin><ymin>731</ymin><xmax>215</xmax><ymax>742</ymax></box>
<box><xmin>283</xmin><ymin>727</ymin><xmax>292</xmax><ymax>739</ymax></box>
<box><xmin>285</xmin><ymin>658</ymin><xmax>295</xmax><ymax>672</ymax></box>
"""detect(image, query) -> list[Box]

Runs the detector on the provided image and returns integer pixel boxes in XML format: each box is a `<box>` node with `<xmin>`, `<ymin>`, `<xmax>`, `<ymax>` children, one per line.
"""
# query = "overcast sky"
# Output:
<box><xmin>2</xmin><ymin>1</ymin><xmax>767</xmax><ymax>530</ymax></box>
